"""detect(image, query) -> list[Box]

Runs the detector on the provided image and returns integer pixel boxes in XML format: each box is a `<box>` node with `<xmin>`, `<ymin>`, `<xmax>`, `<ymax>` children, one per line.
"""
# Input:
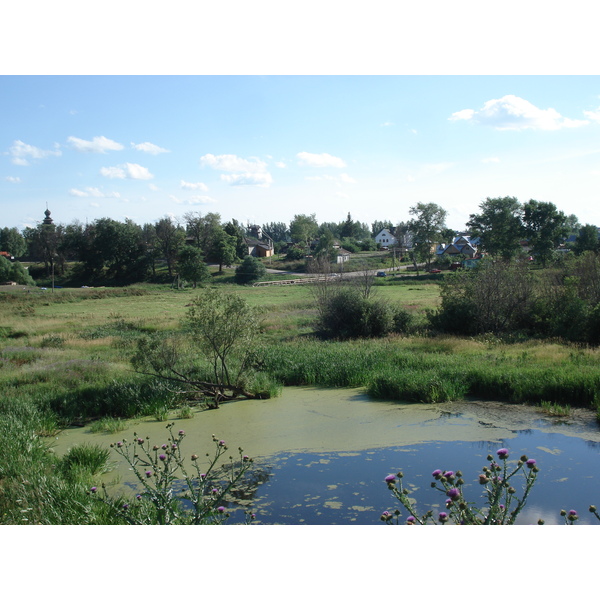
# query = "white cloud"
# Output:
<box><xmin>180</xmin><ymin>180</ymin><xmax>208</xmax><ymax>191</ymax></box>
<box><xmin>131</xmin><ymin>141</ymin><xmax>170</xmax><ymax>155</ymax></box>
<box><xmin>170</xmin><ymin>194</ymin><xmax>218</xmax><ymax>205</ymax></box>
<box><xmin>9</xmin><ymin>140</ymin><xmax>61</xmax><ymax>165</ymax></box>
<box><xmin>100</xmin><ymin>163</ymin><xmax>154</xmax><ymax>180</ymax></box>
<box><xmin>221</xmin><ymin>172</ymin><xmax>273</xmax><ymax>187</ymax></box>
<box><xmin>200</xmin><ymin>153</ymin><xmax>272</xmax><ymax>187</ymax></box>
<box><xmin>305</xmin><ymin>173</ymin><xmax>356</xmax><ymax>184</ymax></box>
<box><xmin>275</xmin><ymin>161</ymin><xmax>286</xmax><ymax>168</ymax></box>
<box><xmin>68</xmin><ymin>135</ymin><xmax>124</xmax><ymax>153</ymax></box>
<box><xmin>297</xmin><ymin>151</ymin><xmax>346</xmax><ymax>168</ymax></box>
<box><xmin>481</xmin><ymin>157</ymin><xmax>500</xmax><ymax>163</ymax></box>
<box><xmin>5</xmin><ymin>176</ymin><xmax>21</xmax><ymax>183</ymax></box>
<box><xmin>200</xmin><ymin>153</ymin><xmax>267</xmax><ymax>173</ymax></box>
<box><xmin>69</xmin><ymin>187</ymin><xmax>121</xmax><ymax>198</ymax></box>
<box><xmin>380</xmin><ymin>121</ymin><xmax>394</xmax><ymax>127</ymax></box>
<box><xmin>148</xmin><ymin>183</ymin><xmax>159</xmax><ymax>191</ymax></box>
<box><xmin>449</xmin><ymin>95</ymin><xmax>588</xmax><ymax>131</ymax></box>
<box><xmin>583</xmin><ymin>107</ymin><xmax>600</xmax><ymax>123</ymax></box>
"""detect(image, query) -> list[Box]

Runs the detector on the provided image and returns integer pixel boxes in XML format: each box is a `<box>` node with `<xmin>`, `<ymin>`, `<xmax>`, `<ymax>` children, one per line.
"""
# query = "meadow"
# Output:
<box><xmin>1</xmin><ymin>271</ymin><xmax>600</xmax><ymax>524</ymax></box>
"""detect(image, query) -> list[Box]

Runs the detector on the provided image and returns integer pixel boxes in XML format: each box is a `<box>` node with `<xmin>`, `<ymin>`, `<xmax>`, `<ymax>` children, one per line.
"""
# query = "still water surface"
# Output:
<box><xmin>53</xmin><ymin>387</ymin><xmax>600</xmax><ymax>525</ymax></box>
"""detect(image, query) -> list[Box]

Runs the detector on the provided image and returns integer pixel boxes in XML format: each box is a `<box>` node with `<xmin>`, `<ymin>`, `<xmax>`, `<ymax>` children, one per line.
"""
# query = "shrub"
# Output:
<box><xmin>234</xmin><ymin>256</ymin><xmax>266</xmax><ymax>285</ymax></box>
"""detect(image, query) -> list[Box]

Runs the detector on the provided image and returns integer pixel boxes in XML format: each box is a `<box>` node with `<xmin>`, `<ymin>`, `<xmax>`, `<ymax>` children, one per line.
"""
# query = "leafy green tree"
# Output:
<box><xmin>371</xmin><ymin>220</ymin><xmax>393</xmax><ymax>237</ymax></box>
<box><xmin>522</xmin><ymin>199</ymin><xmax>568</xmax><ymax>266</ymax></box>
<box><xmin>0</xmin><ymin>227</ymin><xmax>26</xmax><ymax>258</ymax></box>
<box><xmin>23</xmin><ymin>222</ymin><xmax>65</xmax><ymax>276</ymax></box>
<box><xmin>467</xmin><ymin>197</ymin><xmax>524</xmax><ymax>260</ymax></box>
<box><xmin>178</xmin><ymin>246</ymin><xmax>210</xmax><ymax>288</ymax></box>
<box><xmin>184</xmin><ymin>289</ymin><xmax>263</xmax><ymax>395</ymax></box>
<box><xmin>155</xmin><ymin>217</ymin><xmax>186</xmax><ymax>278</ymax></box>
<box><xmin>0</xmin><ymin>255</ymin><xmax>35</xmax><ymax>285</ymax></box>
<box><xmin>314</xmin><ymin>229</ymin><xmax>337</xmax><ymax>262</ymax></box>
<box><xmin>574</xmin><ymin>224</ymin><xmax>599</xmax><ymax>255</ymax></box>
<box><xmin>262</xmin><ymin>222</ymin><xmax>290</xmax><ymax>243</ymax></box>
<box><xmin>408</xmin><ymin>202</ymin><xmax>448</xmax><ymax>269</ymax></box>
<box><xmin>213</xmin><ymin>229</ymin><xmax>237</xmax><ymax>272</ymax></box>
<box><xmin>235</xmin><ymin>256</ymin><xmax>266</xmax><ymax>285</ymax></box>
<box><xmin>183</xmin><ymin>211</ymin><xmax>222</xmax><ymax>259</ymax></box>
<box><xmin>223</xmin><ymin>219</ymin><xmax>248</xmax><ymax>259</ymax></box>
<box><xmin>290</xmin><ymin>213</ymin><xmax>318</xmax><ymax>247</ymax></box>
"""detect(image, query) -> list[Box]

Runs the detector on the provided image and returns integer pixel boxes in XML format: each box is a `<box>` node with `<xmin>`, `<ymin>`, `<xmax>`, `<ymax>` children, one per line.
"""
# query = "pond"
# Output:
<box><xmin>52</xmin><ymin>387</ymin><xmax>600</xmax><ymax>525</ymax></box>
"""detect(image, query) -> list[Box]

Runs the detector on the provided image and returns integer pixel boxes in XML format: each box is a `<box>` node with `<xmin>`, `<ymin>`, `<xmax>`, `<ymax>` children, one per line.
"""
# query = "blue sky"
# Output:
<box><xmin>2</xmin><ymin>75</ymin><xmax>600</xmax><ymax>233</ymax></box>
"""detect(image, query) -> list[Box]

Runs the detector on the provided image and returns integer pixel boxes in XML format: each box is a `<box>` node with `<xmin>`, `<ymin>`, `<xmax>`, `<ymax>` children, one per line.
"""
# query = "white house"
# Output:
<box><xmin>374</xmin><ymin>228</ymin><xmax>398</xmax><ymax>247</ymax></box>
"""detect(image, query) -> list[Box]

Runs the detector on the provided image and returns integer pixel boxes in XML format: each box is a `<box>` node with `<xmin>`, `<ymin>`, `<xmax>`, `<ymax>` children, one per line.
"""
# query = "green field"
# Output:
<box><xmin>1</xmin><ymin>275</ymin><xmax>600</xmax><ymax>524</ymax></box>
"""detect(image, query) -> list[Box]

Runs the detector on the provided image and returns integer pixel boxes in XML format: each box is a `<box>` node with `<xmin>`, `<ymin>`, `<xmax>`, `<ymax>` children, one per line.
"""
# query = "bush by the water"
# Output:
<box><xmin>316</xmin><ymin>287</ymin><xmax>414</xmax><ymax>339</ymax></box>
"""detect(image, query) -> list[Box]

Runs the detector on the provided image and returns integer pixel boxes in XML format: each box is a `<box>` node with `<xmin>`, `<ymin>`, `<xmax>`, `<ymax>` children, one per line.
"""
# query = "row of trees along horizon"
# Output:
<box><xmin>1</xmin><ymin>196</ymin><xmax>600</xmax><ymax>286</ymax></box>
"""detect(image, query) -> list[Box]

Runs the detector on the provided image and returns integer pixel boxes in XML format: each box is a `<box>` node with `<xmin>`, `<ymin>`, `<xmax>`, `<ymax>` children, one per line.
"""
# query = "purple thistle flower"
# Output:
<box><xmin>406</xmin><ymin>516</ymin><xmax>416</xmax><ymax>524</ymax></box>
<box><xmin>90</xmin><ymin>486</ymin><xmax>97</xmax><ymax>493</ymax></box>
<box><xmin>526</xmin><ymin>458</ymin><xmax>537</xmax><ymax>468</ymax></box>
<box><xmin>438</xmin><ymin>512</ymin><xmax>449</xmax><ymax>523</ymax></box>
<box><xmin>385</xmin><ymin>474</ymin><xmax>396</xmax><ymax>483</ymax></box>
<box><xmin>569</xmin><ymin>509</ymin><xmax>578</xmax><ymax>516</ymax></box>
<box><xmin>446</xmin><ymin>487</ymin><xmax>460</xmax><ymax>499</ymax></box>
<box><xmin>217</xmin><ymin>506</ymin><xmax>225</xmax><ymax>513</ymax></box>
<box><xmin>178</xmin><ymin>430</ymin><xmax>185</xmax><ymax>436</ymax></box>
<box><xmin>145</xmin><ymin>470</ymin><xmax>153</xmax><ymax>477</ymax></box>
<box><xmin>161</xmin><ymin>444</ymin><xmax>168</xmax><ymax>450</ymax></box>
<box><xmin>432</xmin><ymin>469</ymin><xmax>443</xmax><ymax>479</ymax></box>
<box><xmin>122</xmin><ymin>503</ymin><xmax>129</xmax><ymax>510</ymax></box>
<box><xmin>136</xmin><ymin>494</ymin><xmax>142</xmax><ymax>500</ymax></box>
<box><xmin>159</xmin><ymin>454</ymin><xmax>166</xmax><ymax>461</ymax></box>
<box><xmin>496</xmin><ymin>448</ymin><xmax>509</xmax><ymax>459</ymax></box>
<box><xmin>443</xmin><ymin>471</ymin><xmax>454</xmax><ymax>478</ymax></box>
<box><xmin>219</xmin><ymin>440</ymin><xmax>226</xmax><ymax>446</ymax></box>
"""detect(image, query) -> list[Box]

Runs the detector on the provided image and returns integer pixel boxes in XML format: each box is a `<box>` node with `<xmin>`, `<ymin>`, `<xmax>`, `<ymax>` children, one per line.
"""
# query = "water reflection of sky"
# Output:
<box><xmin>237</xmin><ymin>430</ymin><xmax>600</xmax><ymax>525</ymax></box>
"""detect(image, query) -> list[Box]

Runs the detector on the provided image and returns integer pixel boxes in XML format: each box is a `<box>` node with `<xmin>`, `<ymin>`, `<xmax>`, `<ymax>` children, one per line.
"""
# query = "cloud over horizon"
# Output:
<box><xmin>68</xmin><ymin>135</ymin><xmax>124</xmax><ymax>153</ymax></box>
<box><xmin>200</xmin><ymin>153</ymin><xmax>272</xmax><ymax>187</ymax></box>
<box><xmin>297</xmin><ymin>151</ymin><xmax>346</xmax><ymax>168</ymax></box>
<box><xmin>100</xmin><ymin>163</ymin><xmax>154</xmax><ymax>180</ymax></box>
<box><xmin>9</xmin><ymin>140</ymin><xmax>61</xmax><ymax>165</ymax></box>
<box><xmin>449</xmin><ymin>95</ymin><xmax>588</xmax><ymax>131</ymax></box>
<box><xmin>131</xmin><ymin>141</ymin><xmax>170</xmax><ymax>155</ymax></box>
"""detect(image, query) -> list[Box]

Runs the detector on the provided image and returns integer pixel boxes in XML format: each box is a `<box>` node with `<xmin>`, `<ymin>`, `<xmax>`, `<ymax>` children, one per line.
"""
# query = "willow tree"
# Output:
<box><xmin>132</xmin><ymin>289</ymin><xmax>266</xmax><ymax>406</ymax></box>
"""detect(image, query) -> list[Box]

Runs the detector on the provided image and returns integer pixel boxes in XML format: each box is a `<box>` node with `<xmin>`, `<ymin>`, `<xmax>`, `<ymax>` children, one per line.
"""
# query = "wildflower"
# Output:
<box><xmin>443</xmin><ymin>471</ymin><xmax>454</xmax><ymax>478</ymax></box>
<box><xmin>432</xmin><ymin>469</ymin><xmax>443</xmax><ymax>479</ymax></box>
<box><xmin>446</xmin><ymin>488</ymin><xmax>460</xmax><ymax>500</ymax></box>
<box><xmin>217</xmin><ymin>506</ymin><xmax>226</xmax><ymax>513</ymax></box>
<box><xmin>145</xmin><ymin>470</ymin><xmax>153</xmax><ymax>478</ymax></box>
<box><xmin>406</xmin><ymin>516</ymin><xmax>416</xmax><ymax>524</ymax></box>
<box><xmin>526</xmin><ymin>458</ymin><xmax>537</xmax><ymax>469</ymax></box>
<box><xmin>568</xmin><ymin>510</ymin><xmax>578</xmax><ymax>522</ymax></box>
<box><xmin>122</xmin><ymin>503</ymin><xmax>129</xmax><ymax>510</ymax></box>
<box><xmin>116</xmin><ymin>441</ymin><xmax>123</xmax><ymax>448</ymax></box>
<box><xmin>438</xmin><ymin>512</ymin><xmax>449</xmax><ymax>523</ymax></box>
<box><xmin>159</xmin><ymin>454</ymin><xmax>166</xmax><ymax>461</ymax></box>
<box><xmin>90</xmin><ymin>486</ymin><xmax>97</xmax><ymax>494</ymax></box>
<box><xmin>219</xmin><ymin>440</ymin><xmax>226</xmax><ymax>446</ymax></box>
<box><xmin>178</xmin><ymin>430</ymin><xmax>185</xmax><ymax>436</ymax></box>
<box><xmin>137</xmin><ymin>438</ymin><xmax>144</xmax><ymax>445</ymax></box>
<box><xmin>162</xmin><ymin>444</ymin><xmax>168</xmax><ymax>450</ymax></box>
<box><xmin>136</xmin><ymin>495</ymin><xmax>142</xmax><ymax>501</ymax></box>
<box><xmin>385</xmin><ymin>474</ymin><xmax>396</xmax><ymax>483</ymax></box>
<box><xmin>496</xmin><ymin>448</ymin><xmax>509</xmax><ymax>459</ymax></box>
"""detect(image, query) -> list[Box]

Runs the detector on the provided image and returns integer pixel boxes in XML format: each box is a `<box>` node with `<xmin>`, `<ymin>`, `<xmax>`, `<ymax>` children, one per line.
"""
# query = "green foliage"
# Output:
<box><xmin>178</xmin><ymin>245</ymin><xmax>210</xmax><ymax>288</ymax></box>
<box><xmin>408</xmin><ymin>202</ymin><xmax>448</xmax><ymax>268</ymax></box>
<box><xmin>467</xmin><ymin>196</ymin><xmax>524</xmax><ymax>259</ymax></box>
<box><xmin>0</xmin><ymin>256</ymin><xmax>35</xmax><ymax>285</ymax></box>
<box><xmin>285</xmin><ymin>245</ymin><xmax>307</xmax><ymax>261</ymax></box>
<box><xmin>430</xmin><ymin>259</ymin><xmax>534</xmax><ymax>335</ymax></box>
<box><xmin>59</xmin><ymin>443</ymin><xmax>112</xmax><ymax>479</ymax></box>
<box><xmin>522</xmin><ymin>199</ymin><xmax>569</xmax><ymax>266</ymax></box>
<box><xmin>382</xmin><ymin>448</ymin><xmax>540</xmax><ymax>525</ymax></box>
<box><xmin>235</xmin><ymin>256</ymin><xmax>266</xmax><ymax>285</ymax></box>
<box><xmin>91</xmin><ymin>424</ymin><xmax>256</xmax><ymax>525</ymax></box>
<box><xmin>574</xmin><ymin>224</ymin><xmax>600</xmax><ymax>255</ymax></box>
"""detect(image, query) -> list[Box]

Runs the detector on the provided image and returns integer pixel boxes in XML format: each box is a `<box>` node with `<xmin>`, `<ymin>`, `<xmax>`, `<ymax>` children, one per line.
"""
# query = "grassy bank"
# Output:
<box><xmin>1</xmin><ymin>281</ymin><xmax>600</xmax><ymax>524</ymax></box>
